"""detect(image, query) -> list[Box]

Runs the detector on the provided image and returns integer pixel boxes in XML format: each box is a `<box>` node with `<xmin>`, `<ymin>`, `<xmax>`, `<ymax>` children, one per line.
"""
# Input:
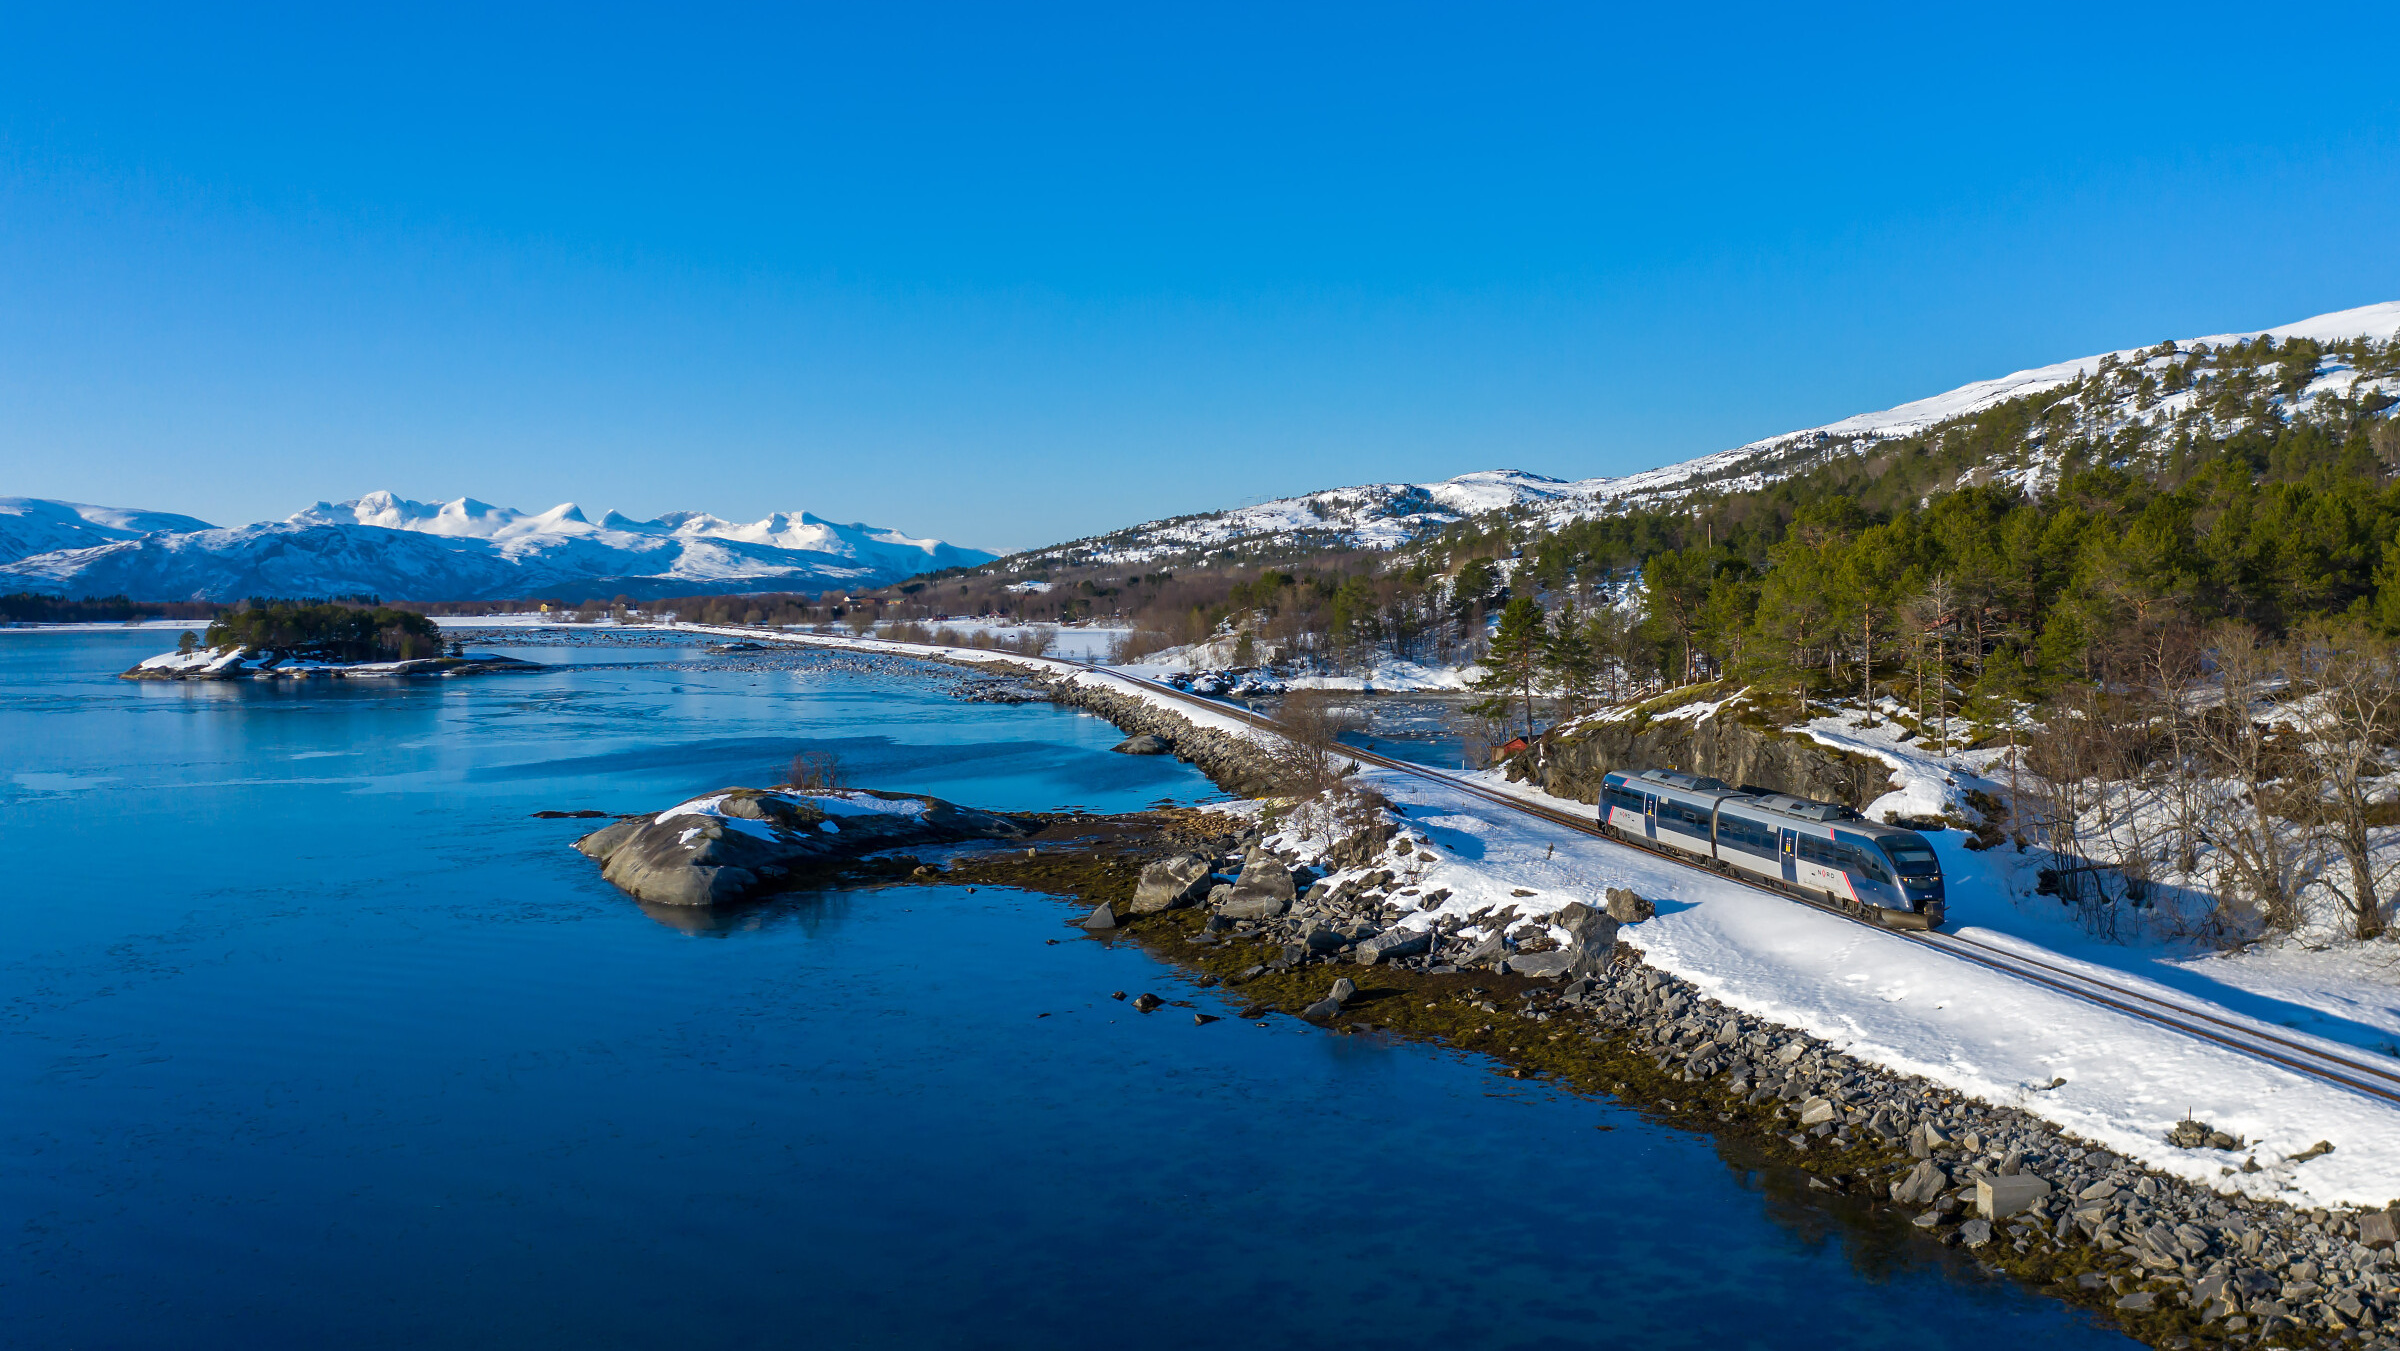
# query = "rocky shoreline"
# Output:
<box><xmin>646</xmin><ymin>632</ymin><xmax>2400</xmax><ymax>1348</ymax></box>
<box><xmin>912</xmin><ymin>814</ymin><xmax>2400</xmax><ymax>1351</ymax></box>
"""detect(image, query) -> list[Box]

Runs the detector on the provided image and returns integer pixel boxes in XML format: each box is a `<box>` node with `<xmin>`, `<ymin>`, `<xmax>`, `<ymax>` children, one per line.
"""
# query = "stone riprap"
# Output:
<box><xmin>574</xmin><ymin>787</ymin><xmax>1027</xmax><ymax>906</ymax></box>
<box><xmin>1176</xmin><ymin>796</ymin><xmax>2400</xmax><ymax>1348</ymax></box>
<box><xmin>670</xmin><ymin>630</ymin><xmax>2400</xmax><ymax>1347</ymax></box>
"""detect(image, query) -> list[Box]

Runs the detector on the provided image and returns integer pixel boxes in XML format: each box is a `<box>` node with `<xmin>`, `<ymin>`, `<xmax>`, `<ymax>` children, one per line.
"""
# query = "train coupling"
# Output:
<box><xmin>1872</xmin><ymin>906</ymin><xmax>1935</xmax><ymax>932</ymax></box>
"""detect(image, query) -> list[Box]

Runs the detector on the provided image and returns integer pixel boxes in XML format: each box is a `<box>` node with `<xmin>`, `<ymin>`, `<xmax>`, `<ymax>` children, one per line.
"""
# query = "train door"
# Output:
<box><xmin>1643</xmin><ymin>793</ymin><xmax>1657</xmax><ymax>842</ymax></box>
<box><xmin>1779</xmin><ymin>828</ymin><xmax>1797</xmax><ymax>885</ymax></box>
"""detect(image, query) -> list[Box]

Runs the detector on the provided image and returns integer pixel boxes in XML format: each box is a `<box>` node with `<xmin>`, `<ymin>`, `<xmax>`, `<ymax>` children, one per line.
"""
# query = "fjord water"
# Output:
<box><xmin>0</xmin><ymin>631</ymin><xmax>2132</xmax><ymax>1350</ymax></box>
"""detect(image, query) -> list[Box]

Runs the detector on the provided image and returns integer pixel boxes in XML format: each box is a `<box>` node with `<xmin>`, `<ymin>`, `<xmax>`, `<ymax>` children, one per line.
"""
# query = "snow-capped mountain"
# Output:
<box><xmin>0</xmin><ymin>498</ymin><xmax>218</xmax><ymax>564</ymax></box>
<box><xmin>0</xmin><ymin>491</ymin><xmax>994</xmax><ymax>602</ymax></box>
<box><xmin>1012</xmin><ymin>470</ymin><xmax>1592</xmax><ymax>569</ymax></box>
<box><xmin>1015</xmin><ymin>300</ymin><xmax>2400</xmax><ymax>568</ymax></box>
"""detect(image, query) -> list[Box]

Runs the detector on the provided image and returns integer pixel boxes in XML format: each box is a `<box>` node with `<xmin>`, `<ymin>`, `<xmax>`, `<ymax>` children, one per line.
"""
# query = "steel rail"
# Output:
<box><xmin>693</xmin><ymin>625</ymin><xmax>2400</xmax><ymax>1107</ymax></box>
<box><xmin>1082</xmin><ymin>663</ymin><xmax>2400</xmax><ymax>1109</ymax></box>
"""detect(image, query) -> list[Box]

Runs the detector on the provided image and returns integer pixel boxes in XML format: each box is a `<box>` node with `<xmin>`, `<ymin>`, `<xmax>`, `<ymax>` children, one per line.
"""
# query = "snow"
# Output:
<box><xmin>135</xmin><ymin>644</ymin><xmax>252</xmax><ymax>674</ymax></box>
<box><xmin>0</xmin><ymin>491</ymin><xmax>994</xmax><ymax>603</ymax></box>
<box><xmin>1341</xmin><ymin>765</ymin><xmax>2400</xmax><ymax>1208</ymax></box>
<box><xmin>0</xmin><ymin>497</ymin><xmax>217</xmax><ymax>566</ymax></box>
<box><xmin>1009</xmin><ymin>300</ymin><xmax>2400</xmax><ymax>568</ymax></box>
<box><xmin>658</xmin><ymin>622</ymin><xmax>2400</xmax><ymax>1203</ymax></box>
<box><xmin>652</xmin><ymin>787</ymin><xmax>931</xmax><ymax>839</ymax></box>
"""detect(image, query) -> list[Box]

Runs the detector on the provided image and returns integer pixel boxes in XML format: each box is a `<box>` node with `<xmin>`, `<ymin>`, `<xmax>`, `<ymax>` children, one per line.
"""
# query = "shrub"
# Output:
<box><xmin>785</xmin><ymin>751</ymin><xmax>845</xmax><ymax>790</ymax></box>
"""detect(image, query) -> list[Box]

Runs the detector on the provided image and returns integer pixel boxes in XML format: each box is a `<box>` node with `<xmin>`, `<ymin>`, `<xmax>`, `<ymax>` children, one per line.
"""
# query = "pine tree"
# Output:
<box><xmin>1541</xmin><ymin>603</ymin><xmax>1601</xmax><ymax>719</ymax></box>
<box><xmin>1468</xmin><ymin>596</ymin><xmax>1548</xmax><ymax>737</ymax></box>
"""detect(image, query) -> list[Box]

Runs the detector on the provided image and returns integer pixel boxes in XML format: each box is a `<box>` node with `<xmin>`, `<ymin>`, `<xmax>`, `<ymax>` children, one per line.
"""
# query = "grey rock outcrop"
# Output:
<box><xmin>1111</xmin><ymin>733</ymin><xmax>1173</xmax><ymax>755</ymax></box>
<box><xmin>1500</xmin><ymin>692</ymin><xmax>1898</xmax><ymax>810</ymax></box>
<box><xmin>575</xmin><ymin>786</ymin><xmax>1026</xmax><ymax>907</ymax></box>
<box><xmin>1129</xmin><ymin>853</ymin><xmax>1213</xmax><ymax>914</ymax></box>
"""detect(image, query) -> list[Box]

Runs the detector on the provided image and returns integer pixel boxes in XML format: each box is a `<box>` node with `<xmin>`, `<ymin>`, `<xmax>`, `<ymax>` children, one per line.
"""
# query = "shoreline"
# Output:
<box><xmin>588</xmin><ymin>622</ymin><xmax>2400</xmax><ymax>1350</ymax></box>
<box><xmin>826</xmin><ymin>812</ymin><xmax>2394</xmax><ymax>1351</ymax></box>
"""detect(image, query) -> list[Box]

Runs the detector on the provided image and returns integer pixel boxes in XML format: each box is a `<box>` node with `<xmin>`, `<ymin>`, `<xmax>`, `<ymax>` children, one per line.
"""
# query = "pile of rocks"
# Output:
<box><xmin>951</xmin><ymin>675</ymin><xmax>1052</xmax><ymax>704</ymax></box>
<box><xmin>1164</xmin><ymin>668</ymin><xmax>1287</xmax><ymax>698</ymax></box>
<box><xmin>1179</xmin><ymin>796</ymin><xmax>2400</xmax><ymax>1346</ymax></box>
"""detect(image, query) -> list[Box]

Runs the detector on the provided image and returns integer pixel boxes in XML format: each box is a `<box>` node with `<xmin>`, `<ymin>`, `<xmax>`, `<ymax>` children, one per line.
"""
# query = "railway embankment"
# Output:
<box><xmin>662</xmin><ymin>625</ymin><xmax>2400</xmax><ymax>1347</ymax></box>
<box><xmin>1136</xmin><ymin>802</ymin><xmax>2400</xmax><ymax>1349</ymax></box>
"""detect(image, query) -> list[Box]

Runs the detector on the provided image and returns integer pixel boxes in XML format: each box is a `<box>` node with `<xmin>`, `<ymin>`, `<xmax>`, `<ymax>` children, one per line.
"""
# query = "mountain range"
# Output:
<box><xmin>0</xmin><ymin>492</ymin><xmax>996</xmax><ymax>602</ymax></box>
<box><xmin>1010</xmin><ymin>299</ymin><xmax>2400</xmax><ymax>569</ymax></box>
<box><xmin>11</xmin><ymin>300</ymin><xmax>2398</xmax><ymax>600</ymax></box>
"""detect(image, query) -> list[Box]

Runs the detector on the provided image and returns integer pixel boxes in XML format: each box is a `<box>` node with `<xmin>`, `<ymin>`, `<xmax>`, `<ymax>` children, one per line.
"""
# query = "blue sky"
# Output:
<box><xmin>2</xmin><ymin>3</ymin><xmax>2397</xmax><ymax>553</ymax></box>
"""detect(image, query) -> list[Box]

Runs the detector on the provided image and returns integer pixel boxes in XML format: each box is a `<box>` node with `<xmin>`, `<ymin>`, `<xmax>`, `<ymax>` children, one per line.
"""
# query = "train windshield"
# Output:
<box><xmin>1882</xmin><ymin>840</ymin><xmax>1940</xmax><ymax>876</ymax></box>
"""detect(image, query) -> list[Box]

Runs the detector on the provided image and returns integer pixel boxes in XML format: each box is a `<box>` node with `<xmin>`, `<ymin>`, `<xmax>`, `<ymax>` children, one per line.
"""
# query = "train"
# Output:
<box><xmin>1598</xmin><ymin>767</ymin><xmax>1947</xmax><ymax>930</ymax></box>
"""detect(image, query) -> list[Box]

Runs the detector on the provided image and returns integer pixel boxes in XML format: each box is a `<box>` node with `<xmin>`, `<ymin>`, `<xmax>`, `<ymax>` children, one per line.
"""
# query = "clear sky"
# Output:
<box><xmin>2</xmin><ymin>3</ymin><xmax>2397</xmax><ymax>553</ymax></box>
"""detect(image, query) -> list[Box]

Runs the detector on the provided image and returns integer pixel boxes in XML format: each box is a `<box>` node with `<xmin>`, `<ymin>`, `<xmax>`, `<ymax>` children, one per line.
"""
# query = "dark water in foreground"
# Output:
<box><xmin>0</xmin><ymin>631</ymin><xmax>2132</xmax><ymax>1349</ymax></box>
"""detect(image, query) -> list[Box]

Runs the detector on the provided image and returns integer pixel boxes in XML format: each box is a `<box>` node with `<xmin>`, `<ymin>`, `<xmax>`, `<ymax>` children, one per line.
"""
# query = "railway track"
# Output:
<box><xmin>694</xmin><ymin>625</ymin><xmax>2400</xmax><ymax>1109</ymax></box>
<box><xmin>1086</xmin><ymin>663</ymin><xmax>2400</xmax><ymax>1111</ymax></box>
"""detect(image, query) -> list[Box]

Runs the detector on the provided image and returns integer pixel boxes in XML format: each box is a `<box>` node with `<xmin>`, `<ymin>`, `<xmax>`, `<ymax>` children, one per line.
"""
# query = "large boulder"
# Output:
<box><xmin>1505</xmin><ymin>950</ymin><xmax>1575</xmax><ymax>978</ymax></box>
<box><xmin>1128</xmin><ymin>853</ymin><xmax>1214</xmax><ymax>913</ymax></box>
<box><xmin>575</xmin><ymin>787</ymin><xmax>1026</xmax><ymax>907</ymax></box>
<box><xmin>1352</xmin><ymin>928</ymin><xmax>1430</xmax><ymax>965</ymax></box>
<box><xmin>1111</xmin><ymin>734</ymin><xmax>1173</xmax><ymax>755</ymax></box>
<box><xmin>1215</xmin><ymin>856</ymin><xmax>1296</xmax><ymax>919</ymax></box>
<box><xmin>1890</xmin><ymin>1160</ymin><xmax>1948</xmax><ymax>1208</ymax></box>
<box><xmin>1603</xmin><ymin>887</ymin><xmax>1655</xmax><ymax>923</ymax></box>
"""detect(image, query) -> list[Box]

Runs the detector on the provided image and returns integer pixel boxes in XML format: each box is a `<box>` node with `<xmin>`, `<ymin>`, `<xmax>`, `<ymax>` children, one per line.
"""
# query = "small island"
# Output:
<box><xmin>575</xmin><ymin>786</ymin><xmax>1030</xmax><ymax>906</ymax></box>
<box><xmin>121</xmin><ymin>602</ymin><xmax>541</xmax><ymax>681</ymax></box>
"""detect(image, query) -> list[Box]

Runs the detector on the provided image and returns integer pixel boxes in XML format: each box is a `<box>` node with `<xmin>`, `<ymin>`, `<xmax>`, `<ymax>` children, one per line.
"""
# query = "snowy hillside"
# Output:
<box><xmin>1014</xmin><ymin>470</ymin><xmax>1594</xmax><ymax>568</ymax></box>
<box><xmin>1012</xmin><ymin>300</ymin><xmax>2400</xmax><ymax>568</ymax></box>
<box><xmin>0</xmin><ymin>491</ymin><xmax>994</xmax><ymax>602</ymax></box>
<box><xmin>0</xmin><ymin>498</ymin><xmax>217</xmax><ymax>565</ymax></box>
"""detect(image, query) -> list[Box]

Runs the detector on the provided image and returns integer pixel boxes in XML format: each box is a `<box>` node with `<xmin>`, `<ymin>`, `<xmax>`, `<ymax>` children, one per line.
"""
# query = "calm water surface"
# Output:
<box><xmin>0</xmin><ymin>631</ymin><xmax>2133</xmax><ymax>1350</ymax></box>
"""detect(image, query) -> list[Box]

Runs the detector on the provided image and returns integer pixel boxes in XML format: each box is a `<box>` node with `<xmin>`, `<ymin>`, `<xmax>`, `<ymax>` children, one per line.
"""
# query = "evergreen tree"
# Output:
<box><xmin>1468</xmin><ymin>596</ymin><xmax>1548</xmax><ymax>738</ymax></box>
<box><xmin>1541</xmin><ymin>603</ymin><xmax>1600</xmax><ymax>719</ymax></box>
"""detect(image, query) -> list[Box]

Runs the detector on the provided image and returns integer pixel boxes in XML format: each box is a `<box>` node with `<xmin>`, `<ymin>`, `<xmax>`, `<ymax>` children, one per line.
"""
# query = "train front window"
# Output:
<box><xmin>1883</xmin><ymin>842</ymin><xmax>1939</xmax><ymax>875</ymax></box>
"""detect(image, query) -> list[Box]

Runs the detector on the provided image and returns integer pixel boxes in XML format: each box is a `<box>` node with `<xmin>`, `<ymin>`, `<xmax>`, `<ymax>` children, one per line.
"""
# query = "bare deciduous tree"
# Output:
<box><xmin>2288</xmin><ymin>622</ymin><xmax>2400</xmax><ymax>940</ymax></box>
<box><xmin>2189</xmin><ymin>623</ymin><xmax>2311</xmax><ymax>935</ymax></box>
<box><xmin>1269</xmin><ymin>689</ymin><xmax>1360</xmax><ymax>797</ymax></box>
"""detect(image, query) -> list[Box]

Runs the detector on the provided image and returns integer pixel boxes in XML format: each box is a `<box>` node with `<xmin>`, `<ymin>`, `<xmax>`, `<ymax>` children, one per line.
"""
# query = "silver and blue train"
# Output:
<box><xmin>1599</xmin><ymin>768</ymin><xmax>1947</xmax><ymax>929</ymax></box>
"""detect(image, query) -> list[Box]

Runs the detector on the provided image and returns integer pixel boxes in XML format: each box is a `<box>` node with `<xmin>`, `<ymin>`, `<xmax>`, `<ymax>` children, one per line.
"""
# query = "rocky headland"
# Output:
<box><xmin>574</xmin><ymin>786</ymin><xmax>1029</xmax><ymax>906</ymax></box>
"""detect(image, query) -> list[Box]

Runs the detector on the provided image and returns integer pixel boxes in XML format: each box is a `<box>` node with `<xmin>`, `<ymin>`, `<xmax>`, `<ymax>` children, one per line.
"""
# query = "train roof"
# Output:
<box><xmin>1609</xmin><ymin>766</ymin><xmax>1936</xmax><ymax>839</ymax></box>
<box><xmin>1732</xmin><ymin>793</ymin><xmax>1858</xmax><ymax>823</ymax></box>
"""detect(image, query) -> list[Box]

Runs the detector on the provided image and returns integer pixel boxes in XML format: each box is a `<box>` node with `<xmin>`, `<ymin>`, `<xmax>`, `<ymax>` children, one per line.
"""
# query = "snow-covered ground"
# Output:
<box><xmin>671</xmin><ymin>622</ymin><xmax>2400</xmax><ymax>1209</ymax></box>
<box><xmin>1328</xmin><ymin>766</ymin><xmax>2400</xmax><ymax>1209</ymax></box>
